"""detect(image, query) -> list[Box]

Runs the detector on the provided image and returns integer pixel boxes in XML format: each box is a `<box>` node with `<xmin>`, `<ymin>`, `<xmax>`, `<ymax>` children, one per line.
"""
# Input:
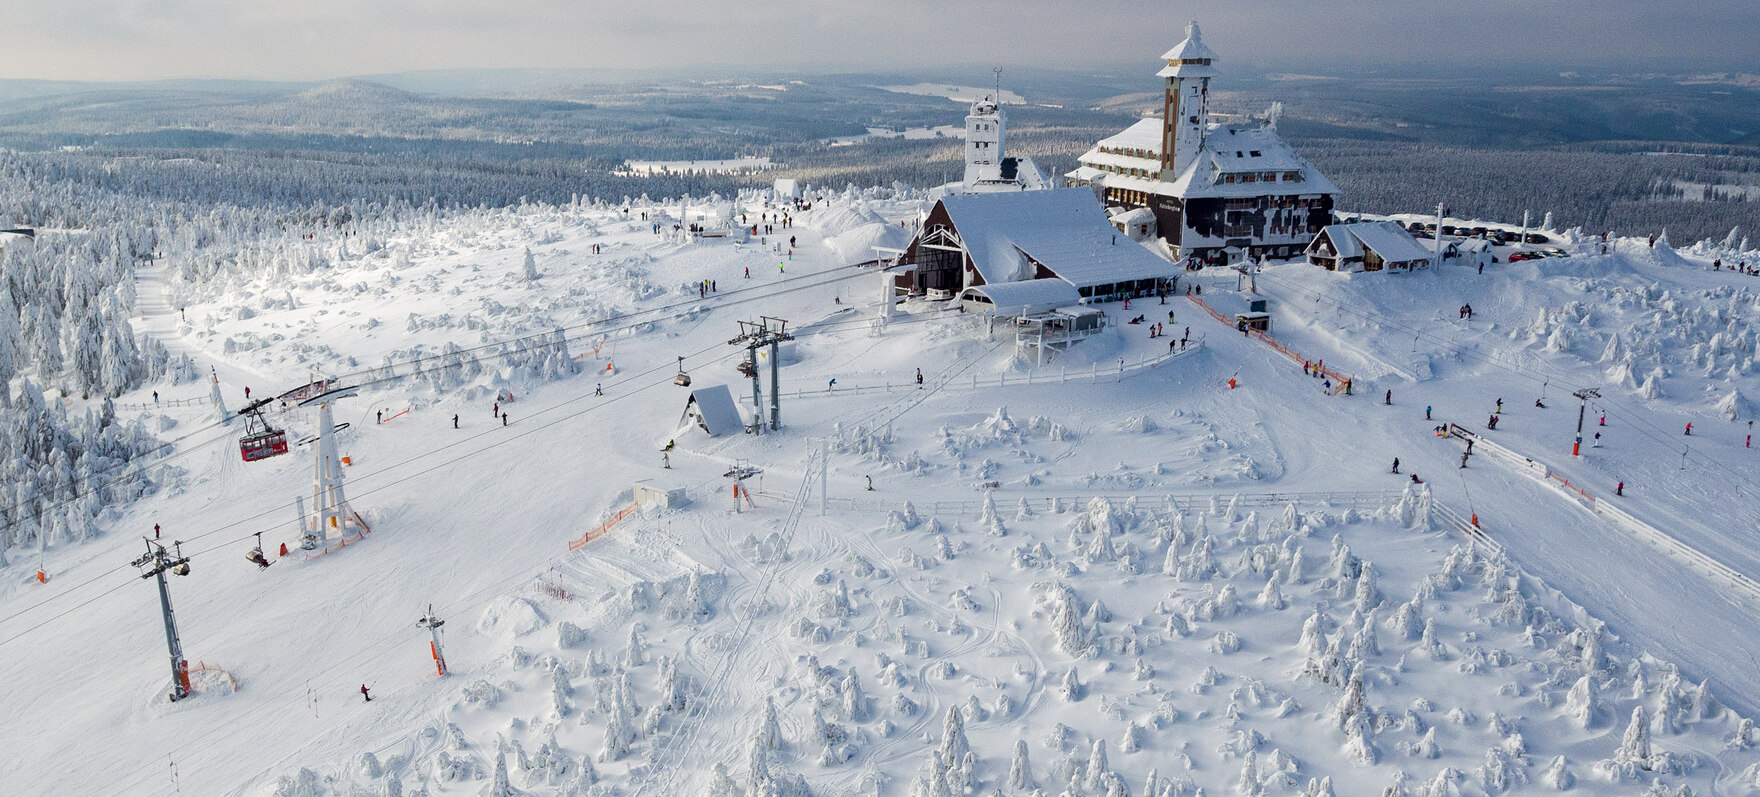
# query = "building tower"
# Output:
<box><xmin>1157</xmin><ymin>21</ymin><xmax>1219</xmax><ymax>180</ymax></box>
<box><xmin>963</xmin><ymin>93</ymin><xmax>1005</xmax><ymax>187</ymax></box>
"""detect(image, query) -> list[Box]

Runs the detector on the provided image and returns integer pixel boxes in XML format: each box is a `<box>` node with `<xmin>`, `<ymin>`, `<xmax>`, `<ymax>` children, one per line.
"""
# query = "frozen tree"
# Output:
<box><xmin>625</xmin><ymin>626</ymin><xmax>645</xmax><ymax>667</ymax></box>
<box><xmin>1007</xmin><ymin>739</ymin><xmax>1035</xmax><ymax>791</ymax></box>
<box><xmin>1541</xmin><ymin>755</ymin><xmax>1574</xmax><ymax>789</ymax></box>
<box><xmin>523</xmin><ymin>247</ymin><xmax>539</xmax><ymax>280</ymax></box>
<box><xmin>1084</xmin><ymin>738</ymin><xmax>1111</xmax><ymax>791</ymax></box>
<box><xmin>1060</xmin><ymin>667</ymin><xmax>1085</xmax><ymax>702</ymax></box>
<box><xmin>838</xmin><ymin>671</ymin><xmax>866</xmax><ymax>722</ymax></box>
<box><xmin>1564</xmin><ymin>674</ymin><xmax>1601</xmax><ymax>729</ymax></box>
<box><xmin>756</xmin><ymin>696</ymin><xmax>783</xmax><ymax>752</ymax></box>
<box><xmin>1615</xmin><ymin>705</ymin><xmax>1651</xmax><ymax>766</ymax></box>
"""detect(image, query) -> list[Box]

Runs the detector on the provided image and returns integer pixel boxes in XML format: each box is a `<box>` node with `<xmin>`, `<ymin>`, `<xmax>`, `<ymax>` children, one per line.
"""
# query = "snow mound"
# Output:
<box><xmin>825</xmin><ymin>221</ymin><xmax>911</xmax><ymax>265</ymax></box>
<box><xmin>477</xmin><ymin>596</ymin><xmax>548</xmax><ymax>637</ymax></box>
<box><xmin>801</xmin><ymin>201</ymin><xmax>889</xmax><ymax>239</ymax></box>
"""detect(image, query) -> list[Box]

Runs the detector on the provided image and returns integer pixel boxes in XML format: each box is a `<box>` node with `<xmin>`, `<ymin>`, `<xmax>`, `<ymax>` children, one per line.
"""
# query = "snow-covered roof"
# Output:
<box><xmin>964</xmin><ymin>156</ymin><xmax>1051</xmax><ymax>193</ymax></box>
<box><xmin>937</xmin><ymin>188</ymin><xmax>1178</xmax><ymax>289</ymax></box>
<box><xmin>1158</xmin><ymin>22</ymin><xmax>1220</xmax><ymax>78</ymax></box>
<box><xmin>1096</xmin><ymin>118</ymin><xmax>1164</xmax><ymax>156</ymax></box>
<box><xmin>681</xmin><ymin>384</ymin><xmax>743</xmax><ymax>436</ymax></box>
<box><xmin>1077</xmin><ymin>121</ymin><xmax>1337</xmax><ymax>201</ymax></box>
<box><xmin>1110</xmin><ymin>207</ymin><xmax>1156</xmax><ymax>226</ymax></box>
<box><xmin>960</xmin><ymin>279</ymin><xmax>1082</xmax><ymax>316</ymax></box>
<box><xmin>1311</xmin><ymin>222</ymin><xmax>1436</xmax><ymax>265</ymax></box>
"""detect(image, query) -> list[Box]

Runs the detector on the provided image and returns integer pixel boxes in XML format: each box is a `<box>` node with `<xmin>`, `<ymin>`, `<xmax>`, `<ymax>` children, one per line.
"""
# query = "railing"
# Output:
<box><xmin>112</xmin><ymin>395</ymin><xmax>213</xmax><ymax>412</ymax></box>
<box><xmin>1189</xmin><ymin>294</ymin><xmax>1354</xmax><ymax>394</ymax></box>
<box><xmin>1443</xmin><ymin>423</ymin><xmax>1760</xmax><ymax>608</ymax></box>
<box><xmin>568</xmin><ymin>501</ymin><xmax>640</xmax><ymax>552</ymax></box>
<box><xmin>770</xmin><ymin>488</ymin><xmax>1403</xmax><ymax>518</ymax></box>
<box><xmin>778</xmin><ymin>339</ymin><xmax>1205</xmax><ymax>400</ymax></box>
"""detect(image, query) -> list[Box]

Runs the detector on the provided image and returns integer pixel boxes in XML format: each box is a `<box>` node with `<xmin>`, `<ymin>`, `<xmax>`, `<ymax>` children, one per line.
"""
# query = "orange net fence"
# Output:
<box><xmin>1187</xmin><ymin>294</ymin><xmax>1354</xmax><ymax>394</ymax></box>
<box><xmin>568</xmin><ymin>501</ymin><xmax>639</xmax><ymax>552</ymax></box>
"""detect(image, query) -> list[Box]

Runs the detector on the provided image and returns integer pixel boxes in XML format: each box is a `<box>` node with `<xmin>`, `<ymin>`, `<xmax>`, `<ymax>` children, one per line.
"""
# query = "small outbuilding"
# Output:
<box><xmin>1307</xmin><ymin>221</ymin><xmax>1436</xmax><ymax>273</ymax></box>
<box><xmin>773</xmin><ymin>179</ymin><xmax>802</xmax><ymax>200</ymax></box>
<box><xmin>678</xmin><ymin>385</ymin><xmax>744</xmax><ymax>437</ymax></box>
<box><xmin>958</xmin><ymin>279</ymin><xmax>1082</xmax><ymax>317</ymax></box>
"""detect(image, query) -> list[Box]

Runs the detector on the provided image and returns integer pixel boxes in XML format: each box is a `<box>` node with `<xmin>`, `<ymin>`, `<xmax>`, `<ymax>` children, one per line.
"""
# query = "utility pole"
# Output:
<box><xmin>131</xmin><ymin>539</ymin><xmax>193</xmax><ymax>701</ymax></box>
<box><xmin>1433</xmin><ymin>202</ymin><xmax>1446</xmax><ymax>268</ymax></box>
<box><xmin>417</xmin><ymin>605</ymin><xmax>447</xmax><ymax>677</ymax></box>
<box><xmin>1572</xmin><ymin>388</ymin><xmax>1601</xmax><ymax>457</ymax></box>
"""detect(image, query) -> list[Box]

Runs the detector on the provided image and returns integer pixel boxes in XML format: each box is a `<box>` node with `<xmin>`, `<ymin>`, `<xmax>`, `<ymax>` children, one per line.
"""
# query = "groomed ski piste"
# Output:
<box><xmin>6</xmin><ymin>190</ymin><xmax>1760</xmax><ymax>796</ymax></box>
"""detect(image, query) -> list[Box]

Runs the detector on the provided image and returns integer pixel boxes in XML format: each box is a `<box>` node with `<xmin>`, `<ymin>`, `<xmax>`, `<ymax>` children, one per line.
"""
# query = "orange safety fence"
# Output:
<box><xmin>302</xmin><ymin>513</ymin><xmax>372</xmax><ymax>561</ymax></box>
<box><xmin>188</xmin><ymin>660</ymin><xmax>239</xmax><ymax>693</ymax></box>
<box><xmin>1187</xmin><ymin>294</ymin><xmax>1354</xmax><ymax>394</ymax></box>
<box><xmin>535</xmin><ymin>578</ymin><xmax>574</xmax><ymax>601</ymax></box>
<box><xmin>1546</xmin><ymin>471</ymin><xmax>1596</xmax><ymax>503</ymax></box>
<box><xmin>568</xmin><ymin>501</ymin><xmax>639</xmax><ymax>551</ymax></box>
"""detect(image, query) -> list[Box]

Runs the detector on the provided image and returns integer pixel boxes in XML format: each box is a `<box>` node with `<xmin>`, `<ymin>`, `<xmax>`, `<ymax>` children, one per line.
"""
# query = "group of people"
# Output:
<box><xmin>1713</xmin><ymin>259</ymin><xmax>1758</xmax><ymax>276</ymax></box>
<box><xmin>1457</xmin><ymin>303</ymin><xmax>1476</xmax><ymax>320</ymax></box>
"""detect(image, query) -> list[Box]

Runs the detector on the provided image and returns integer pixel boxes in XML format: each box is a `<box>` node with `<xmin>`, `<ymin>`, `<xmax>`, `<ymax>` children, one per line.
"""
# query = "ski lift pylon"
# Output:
<box><xmin>674</xmin><ymin>355</ymin><xmax>692</xmax><ymax>387</ymax></box>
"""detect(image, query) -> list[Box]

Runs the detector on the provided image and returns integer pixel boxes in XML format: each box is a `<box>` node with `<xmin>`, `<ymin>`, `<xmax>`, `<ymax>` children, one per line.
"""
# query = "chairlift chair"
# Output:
<box><xmin>674</xmin><ymin>356</ymin><xmax>692</xmax><ymax>387</ymax></box>
<box><xmin>237</xmin><ymin>398</ymin><xmax>289</xmax><ymax>462</ymax></box>
<box><xmin>245</xmin><ymin>531</ymin><xmax>271</xmax><ymax>569</ymax></box>
<box><xmin>737</xmin><ymin>360</ymin><xmax>758</xmax><ymax>378</ymax></box>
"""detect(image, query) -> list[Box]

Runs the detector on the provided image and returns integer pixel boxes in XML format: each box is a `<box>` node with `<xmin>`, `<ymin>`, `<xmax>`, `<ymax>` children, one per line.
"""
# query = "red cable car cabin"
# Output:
<box><xmin>238</xmin><ymin>398</ymin><xmax>290</xmax><ymax>462</ymax></box>
<box><xmin>240</xmin><ymin>429</ymin><xmax>289</xmax><ymax>461</ymax></box>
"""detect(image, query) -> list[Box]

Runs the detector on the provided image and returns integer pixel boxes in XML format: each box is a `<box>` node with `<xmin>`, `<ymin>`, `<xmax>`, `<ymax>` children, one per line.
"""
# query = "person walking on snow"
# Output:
<box><xmin>1496</xmin><ymin>398</ymin><xmax>1503</xmax><ymax>414</ymax></box>
<box><xmin>244</xmin><ymin>386</ymin><xmax>251</xmax><ymax>399</ymax></box>
<box><xmin>1384</xmin><ymin>390</ymin><xmax>1392</xmax><ymax>406</ymax></box>
<box><xmin>361</xmin><ymin>685</ymin><xmax>372</xmax><ymax>702</ymax></box>
<box><xmin>452</xmin><ymin>414</ymin><xmax>459</xmax><ymax>429</ymax></box>
<box><xmin>154</xmin><ymin>523</ymin><xmax>161</xmax><ymax>539</ymax></box>
<box><xmin>1460</xmin><ymin>452</ymin><xmax>1470</xmax><ymax>468</ymax></box>
<box><xmin>1685</xmin><ymin>423</ymin><xmax>1692</xmax><ymax>435</ymax></box>
<box><xmin>1391</xmin><ymin>457</ymin><xmax>1400</xmax><ymax>474</ymax></box>
<box><xmin>1599</xmin><ymin>413</ymin><xmax>1606</xmax><ymax>426</ymax></box>
<box><xmin>376</xmin><ymin>410</ymin><xmax>382</xmax><ymax>424</ymax></box>
<box><xmin>915</xmin><ymin>368</ymin><xmax>924</xmax><ymax>388</ymax></box>
<box><xmin>1425</xmin><ymin>405</ymin><xmax>1432</xmax><ymax>420</ymax></box>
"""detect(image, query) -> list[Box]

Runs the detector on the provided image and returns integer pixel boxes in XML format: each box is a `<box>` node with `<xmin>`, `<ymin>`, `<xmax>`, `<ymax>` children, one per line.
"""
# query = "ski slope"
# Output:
<box><xmin>6</xmin><ymin>193</ymin><xmax>1760</xmax><ymax>795</ymax></box>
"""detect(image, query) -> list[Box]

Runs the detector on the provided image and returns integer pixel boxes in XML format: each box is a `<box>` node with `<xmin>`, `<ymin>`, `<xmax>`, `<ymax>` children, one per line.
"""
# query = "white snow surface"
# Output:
<box><xmin>7</xmin><ymin>193</ymin><xmax>1760</xmax><ymax>796</ymax></box>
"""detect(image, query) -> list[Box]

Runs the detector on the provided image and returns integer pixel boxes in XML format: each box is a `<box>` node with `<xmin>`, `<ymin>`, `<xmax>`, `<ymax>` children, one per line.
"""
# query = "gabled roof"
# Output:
<box><xmin>1311</xmin><ymin>222</ymin><xmax>1436</xmax><ymax>264</ymax></box>
<box><xmin>1078</xmin><ymin>121</ymin><xmax>1338</xmax><ymax>200</ymax></box>
<box><xmin>937</xmin><ymin>188</ymin><xmax>1177</xmax><ymax>289</ymax></box>
<box><xmin>681</xmin><ymin>385</ymin><xmax>743</xmax><ymax>436</ymax></box>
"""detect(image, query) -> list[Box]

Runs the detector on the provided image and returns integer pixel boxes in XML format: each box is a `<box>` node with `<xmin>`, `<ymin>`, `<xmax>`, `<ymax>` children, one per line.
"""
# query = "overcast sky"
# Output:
<box><xmin>2</xmin><ymin>0</ymin><xmax>1755</xmax><ymax>82</ymax></box>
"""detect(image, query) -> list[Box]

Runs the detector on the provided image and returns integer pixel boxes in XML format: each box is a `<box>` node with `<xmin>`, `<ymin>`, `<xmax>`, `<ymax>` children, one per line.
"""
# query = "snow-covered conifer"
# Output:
<box><xmin>1007</xmin><ymin>739</ymin><xmax>1034</xmax><ymax>790</ymax></box>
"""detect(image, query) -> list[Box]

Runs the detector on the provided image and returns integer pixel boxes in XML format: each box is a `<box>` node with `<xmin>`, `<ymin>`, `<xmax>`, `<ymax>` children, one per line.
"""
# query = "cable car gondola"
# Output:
<box><xmin>238</xmin><ymin>398</ymin><xmax>289</xmax><ymax>462</ymax></box>
<box><xmin>674</xmin><ymin>356</ymin><xmax>692</xmax><ymax>387</ymax></box>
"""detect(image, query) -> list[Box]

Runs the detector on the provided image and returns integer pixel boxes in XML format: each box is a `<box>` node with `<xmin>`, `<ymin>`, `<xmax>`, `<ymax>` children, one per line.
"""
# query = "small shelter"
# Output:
<box><xmin>679</xmin><ymin>385</ymin><xmax>743</xmax><ymax>437</ymax></box>
<box><xmin>958</xmin><ymin>279</ymin><xmax>1082</xmax><ymax>317</ymax></box>
<box><xmin>1307</xmin><ymin>221</ymin><xmax>1435</xmax><ymax>273</ymax></box>
<box><xmin>633</xmin><ymin>481</ymin><xmax>688</xmax><ymax>511</ymax></box>
<box><xmin>773</xmin><ymin>178</ymin><xmax>802</xmax><ymax>200</ymax></box>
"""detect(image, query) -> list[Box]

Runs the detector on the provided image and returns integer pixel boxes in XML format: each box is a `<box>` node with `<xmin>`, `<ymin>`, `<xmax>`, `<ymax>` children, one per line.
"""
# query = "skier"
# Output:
<box><xmin>502</xmin><ymin>413</ymin><xmax>508</xmax><ymax>427</ymax></box>
<box><xmin>493</xmin><ymin>402</ymin><xmax>499</xmax><ymax>417</ymax></box>
<box><xmin>915</xmin><ymin>368</ymin><xmax>924</xmax><ymax>388</ymax></box>
<box><xmin>1391</xmin><ymin>458</ymin><xmax>1400</xmax><ymax>474</ymax></box>
<box><xmin>789</xmin><ymin>235</ymin><xmax>796</xmax><ymax>249</ymax></box>
<box><xmin>1599</xmin><ymin>413</ymin><xmax>1606</xmax><ymax>426</ymax></box>
<box><xmin>153</xmin><ymin>391</ymin><xmax>159</xmax><ymax>403</ymax></box>
<box><xmin>595</xmin><ymin>383</ymin><xmax>603</xmax><ymax>396</ymax></box>
<box><xmin>1495</xmin><ymin>398</ymin><xmax>1503</xmax><ymax>413</ymax></box>
<box><xmin>1410</xmin><ymin>474</ymin><xmax>1423</xmax><ymax>484</ymax></box>
<box><xmin>1460</xmin><ymin>452</ymin><xmax>1470</xmax><ymax>468</ymax></box>
<box><xmin>361</xmin><ymin>685</ymin><xmax>372</xmax><ymax>702</ymax></box>
<box><xmin>1426</xmin><ymin>405</ymin><xmax>1433</xmax><ymax>420</ymax></box>
<box><xmin>1535</xmin><ymin>398</ymin><xmax>1546</xmax><ymax>409</ymax></box>
<box><xmin>452</xmin><ymin>414</ymin><xmax>459</xmax><ymax>429</ymax></box>
<box><xmin>1593</xmin><ymin>432</ymin><xmax>1601</xmax><ymax>447</ymax></box>
<box><xmin>1385</xmin><ymin>390</ymin><xmax>1392</xmax><ymax>406</ymax></box>
<box><xmin>1488</xmin><ymin>415</ymin><xmax>1499</xmax><ymax>430</ymax></box>
<box><xmin>778</xmin><ymin>262</ymin><xmax>785</xmax><ymax>274</ymax></box>
<box><xmin>744</xmin><ymin>266</ymin><xmax>750</xmax><ymax>279</ymax></box>
<box><xmin>244</xmin><ymin>386</ymin><xmax>251</xmax><ymax>399</ymax></box>
<box><xmin>154</xmin><ymin>523</ymin><xmax>161</xmax><ymax>539</ymax></box>
<box><xmin>1616</xmin><ymin>481</ymin><xmax>1624</xmax><ymax>496</ymax></box>
<box><xmin>376</xmin><ymin>409</ymin><xmax>382</xmax><ymax>424</ymax></box>
<box><xmin>828</xmin><ymin>378</ymin><xmax>837</xmax><ymax>389</ymax></box>
<box><xmin>1685</xmin><ymin>423</ymin><xmax>1692</xmax><ymax>435</ymax></box>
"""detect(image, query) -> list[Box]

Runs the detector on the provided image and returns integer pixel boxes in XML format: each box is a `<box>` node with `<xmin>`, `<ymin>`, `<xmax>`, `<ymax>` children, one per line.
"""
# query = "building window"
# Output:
<box><xmin>1240</xmin><ymin>174</ymin><xmax>1256</xmax><ymax>183</ymax></box>
<box><xmin>1222</xmin><ymin>174</ymin><xmax>1236</xmax><ymax>184</ymax></box>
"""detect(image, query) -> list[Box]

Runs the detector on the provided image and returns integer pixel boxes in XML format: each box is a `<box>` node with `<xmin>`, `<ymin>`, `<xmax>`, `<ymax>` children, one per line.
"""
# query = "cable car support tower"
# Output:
<box><xmin>131</xmin><ymin>539</ymin><xmax>193</xmax><ymax>701</ymax></box>
<box><xmin>297</xmin><ymin>385</ymin><xmax>369</xmax><ymax>551</ymax></box>
<box><xmin>730</xmin><ymin>317</ymin><xmax>793</xmax><ymax>433</ymax></box>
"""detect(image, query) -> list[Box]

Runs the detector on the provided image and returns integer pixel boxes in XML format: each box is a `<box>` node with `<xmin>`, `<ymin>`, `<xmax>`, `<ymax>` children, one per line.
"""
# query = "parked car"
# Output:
<box><xmin>1543</xmin><ymin>247</ymin><xmax>1569</xmax><ymax>258</ymax></box>
<box><xmin>1508</xmin><ymin>251</ymin><xmax>1541</xmax><ymax>262</ymax></box>
<box><xmin>1524</xmin><ymin>233</ymin><xmax>1550</xmax><ymax>245</ymax></box>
